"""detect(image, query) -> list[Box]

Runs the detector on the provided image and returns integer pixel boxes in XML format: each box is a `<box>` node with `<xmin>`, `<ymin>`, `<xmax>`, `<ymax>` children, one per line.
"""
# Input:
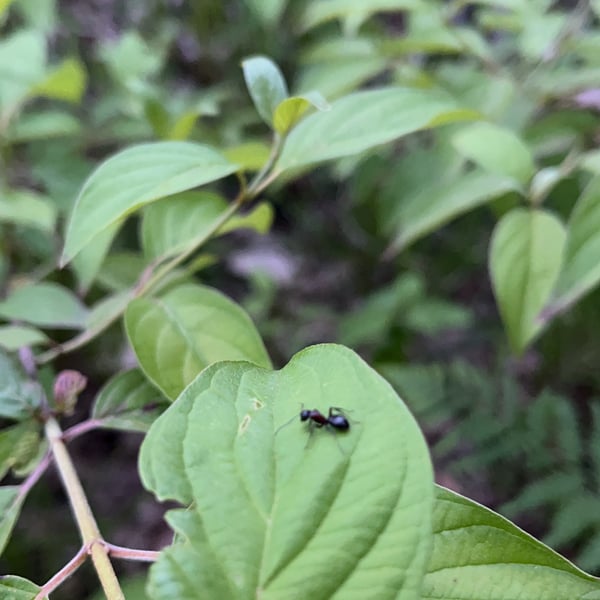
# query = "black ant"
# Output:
<box><xmin>300</xmin><ymin>407</ymin><xmax>350</xmax><ymax>433</ymax></box>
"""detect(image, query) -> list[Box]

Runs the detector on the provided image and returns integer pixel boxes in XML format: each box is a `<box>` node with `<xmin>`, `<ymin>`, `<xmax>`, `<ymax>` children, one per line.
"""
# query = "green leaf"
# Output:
<box><xmin>0</xmin><ymin>486</ymin><xmax>25</xmax><ymax>556</ymax></box>
<box><xmin>0</xmin><ymin>0</ymin><xmax>15</xmax><ymax>17</ymax></box>
<box><xmin>140</xmin><ymin>344</ymin><xmax>433</xmax><ymax>600</ymax></box>
<box><xmin>489</xmin><ymin>208</ymin><xmax>566</xmax><ymax>353</ymax></box>
<box><xmin>275</xmin><ymin>87</ymin><xmax>475</xmax><ymax>172</ymax></box>
<box><xmin>141</xmin><ymin>191</ymin><xmax>228</xmax><ymax>261</ymax></box>
<box><xmin>125</xmin><ymin>283</ymin><xmax>271</xmax><ymax>400</ymax></box>
<box><xmin>423</xmin><ymin>486</ymin><xmax>600</xmax><ymax>599</ymax></box>
<box><xmin>7</xmin><ymin>110</ymin><xmax>81</xmax><ymax>142</ymax></box>
<box><xmin>545</xmin><ymin>177</ymin><xmax>600</xmax><ymax>318</ymax></box>
<box><xmin>61</xmin><ymin>142</ymin><xmax>239</xmax><ymax>265</ymax></box>
<box><xmin>0</xmin><ymin>351</ymin><xmax>43</xmax><ymax>420</ymax></box>
<box><xmin>96</xmin><ymin>252</ymin><xmax>148</xmax><ymax>293</ymax></box>
<box><xmin>217</xmin><ymin>202</ymin><xmax>274</xmax><ymax>236</ymax></box>
<box><xmin>31</xmin><ymin>57</ymin><xmax>86</xmax><ymax>103</ymax></box>
<box><xmin>452</xmin><ymin>122</ymin><xmax>535</xmax><ymax>184</ymax></box>
<box><xmin>301</xmin><ymin>0</ymin><xmax>424</xmax><ymax>32</ymax></box>
<box><xmin>0</xmin><ymin>325</ymin><xmax>49</xmax><ymax>351</ymax></box>
<box><xmin>0</xmin><ymin>30</ymin><xmax>46</xmax><ymax>117</ymax></box>
<box><xmin>0</xmin><ymin>422</ymin><xmax>41</xmax><ymax>481</ymax></box>
<box><xmin>0</xmin><ymin>575</ymin><xmax>43</xmax><ymax>599</ymax></box>
<box><xmin>71</xmin><ymin>221</ymin><xmax>122</xmax><ymax>294</ymax></box>
<box><xmin>0</xmin><ymin>189</ymin><xmax>56</xmax><ymax>231</ymax></box>
<box><xmin>241</xmin><ymin>56</ymin><xmax>288</xmax><ymax>126</ymax></box>
<box><xmin>0</xmin><ymin>282</ymin><xmax>88</xmax><ymax>330</ymax></box>
<box><xmin>273</xmin><ymin>92</ymin><xmax>330</xmax><ymax>135</ymax></box>
<box><xmin>223</xmin><ymin>141</ymin><xmax>270</xmax><ymax>172</ymax></box>
<box><xmin>242</xmin><ymin>0</ymin><xmax>287</xmax><ymax>25</ymax></box>
<box><xmin>387</xmin><ymin>170</ymin><xmax>519</xmax><ymax>253</ymax></box>
<box><xmin>92</xmin><ymin>369</ymin><xmax>168</xmax><ymax>433</ymax></box>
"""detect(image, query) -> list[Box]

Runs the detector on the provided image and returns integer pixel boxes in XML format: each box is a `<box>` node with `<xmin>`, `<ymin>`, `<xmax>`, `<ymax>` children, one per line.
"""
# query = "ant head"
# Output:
<box><xmin>300</xmin><ymin>409</ymin><xmax>311</xmax><ymax>422</ymax></box>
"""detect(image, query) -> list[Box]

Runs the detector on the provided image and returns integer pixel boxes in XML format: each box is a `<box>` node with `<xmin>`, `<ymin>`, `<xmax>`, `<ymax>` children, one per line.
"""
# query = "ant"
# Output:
<box><xmin>300</xmin><ymin>407</ymin><xmax>350</xmax><ymax>433</ymax></box>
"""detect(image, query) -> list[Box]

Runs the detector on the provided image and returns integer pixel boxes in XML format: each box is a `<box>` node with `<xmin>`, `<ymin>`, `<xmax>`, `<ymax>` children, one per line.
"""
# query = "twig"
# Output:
<box><xmin>62</xmin><ymin>419</ymin><xmax>104</xmax><ymax>443</ymax></box>
<box><xmin>104</xmin><ymin>541</ymin><xmax>161</xmax><ymax>563</ymax></box>
<box><xmin>35</xmin><ymin>544</ymin><xmax>90</xmax><ymax>600</ymax></box>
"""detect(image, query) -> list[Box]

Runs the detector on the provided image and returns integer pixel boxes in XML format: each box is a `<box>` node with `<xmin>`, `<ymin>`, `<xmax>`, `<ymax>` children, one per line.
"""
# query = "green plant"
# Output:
<box><xmin>3</xmin><ymin>0</ymin><xmax>600</xmax><ymax>598</ymax></box>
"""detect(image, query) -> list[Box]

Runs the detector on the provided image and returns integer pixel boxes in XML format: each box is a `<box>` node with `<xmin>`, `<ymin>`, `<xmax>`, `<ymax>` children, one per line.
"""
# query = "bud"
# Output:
<box><xmin>53</xmin><ymin>370</ymin><xmax>88</xmax><ymax>416</ymax></box>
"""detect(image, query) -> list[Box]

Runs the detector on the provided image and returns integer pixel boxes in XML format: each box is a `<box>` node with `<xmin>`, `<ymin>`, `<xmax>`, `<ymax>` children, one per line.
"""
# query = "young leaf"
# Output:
<box><xmin>489</xmin><ymin>208</ymin><xmax>566</xmax><ymax>354</ymax></box>
<box><xmin>241</xmin><ymin>56</ymin><xmax>288</xmax><ymax>126</ymax></box>
<box><xmin>61</xmin><ymin>142</ymin><xmax>239</xmax><ymax>265</ymax></box>
<box><xmin>275</xmin><ymin>87</ymin><xmax>476</xmax><ymax>172</ymax></box>
<box><xmin>140</xmin><ymin>344</ymin><xmax>433</xmax><ymax>600</ymax></box>
<box><xmin>387</xmin><ymin>170</ymin><xmax>519</xmax><ymax>254</ymax></box>
<box><xmin>423</xmin><ymin>486</ymin><xmax>600</xmax><ymax>599</ymax></box>
<box><xmin>0</xmin><ymin>486</ymin><xmax>25</xmax><ymax>555</ymax></box>
<box><xmin>0</xmin><ymin>575</ymin><xmax>43</xmax><ymax>599</ymax></box>
<box><xmin>31</xmin><ymin>57</ymin><xmax>86</xmax><ymax>103</ymax></box>
<box><xmin>0</xmin><ymin>422</ymin><xmax>41</xmax><ymax>481</ymax></box>
<box><xmin>452</xmin><ymin>122</ymin><xmax>535</xmax><ymax>185</ymax></box>
<box><xmin>273</xmin><ymin>92</ymin><xmax>330</xmax><ymax>135</ymax></box>
<box><xmin>545</xmin><ymin>177</ymin><xmax>600</xmax><ymax>318</ymax></box>
<box><xmin>125</xmin><ymin>283</ymin><xmax>271</xmax><ymax>400</ymax></box>
<box><xmin>0</xmin><ymin>282</ymin><xmax>88</xmax><ymax>330</ymax></box>
<box><xmin>217</xmin><ymin>202</ymin><xmax>273</xmax><ymax>236</ymax></box>
<box><xmin>92</xmin><ymin>369</ymin><xmax>169</xmax><ymax>432</ymax></box>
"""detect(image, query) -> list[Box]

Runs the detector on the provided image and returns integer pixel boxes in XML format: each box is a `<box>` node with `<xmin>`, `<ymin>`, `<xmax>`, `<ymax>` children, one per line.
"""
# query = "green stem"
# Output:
<box><xmin>246</xmin><ymin>133</ymin><xmax>284</xmax><ymax>198</ymax></box>
<box><xmin>45</xmin><ymin>417</ymin><xmax>124</xmax><ymax>600</ymax></box>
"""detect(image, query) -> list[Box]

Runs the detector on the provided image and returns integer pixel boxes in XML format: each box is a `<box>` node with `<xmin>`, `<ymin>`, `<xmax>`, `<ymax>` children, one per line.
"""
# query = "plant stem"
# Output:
<box><xmin>18</xmin><ymin>451</ymin><xmax>52</xmax><ymax>502</ymax></box>
<box><xmin>103</xmin><ymin>542</ymin><xmax>160</xmax><ymax>562</ymax></box>
<box><xmin>45</xmin><ymin>417</ymin><xmax>124</xmax><ymax>600</ymax></box>
<box><xmin>35</xmin><ymin>544</ymin><xmax>89</xmax><ymax>600</ymax></box>
<box><xmin>247</xmin><ymin>133</ymin><xmax>283</xmax><ymax>198</ymax></box>
<box><xmin>62</xmin><ymin>418</ymin><xmax>104</xmax><ymax>443</ymax></box>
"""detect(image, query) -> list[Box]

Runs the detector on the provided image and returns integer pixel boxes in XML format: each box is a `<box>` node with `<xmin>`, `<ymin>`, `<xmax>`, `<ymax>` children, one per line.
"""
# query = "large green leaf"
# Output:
<box><xmin>0</xmin><ymin>576</ymin><xmax>43</xmax><ymax>599</ymax></box>
<box><xmin>242</xmin><ymin>56</ymin><xmax>288</xmax><ymax>126</ymax></box>
<box><xmin>545</xmin><ymin>177</ymin><xmax>600</xmax><ymax>319</ymax></box>
<box><xmin>0</xmin><ymin>282</ymin><xmax>88</xmax><ymax>330</ymax></box>
<box><xmin>275</xmin><ymin>87</ymin><xmax>475</xmax><ymax>172</ymax></box>
<box><xmin>0</xmin><ymin>486</ymin><xmax>25</xmax><ymax>556</ymax></box>
<box><xmin>452</xmin><ymin>122</ymin><xmax>535</xmax><ymax>185</ymax></box>
<box><xmin>125</xmin><ymin>284</ymin><xmax>271</xmax><ymax>400</ymax></box>
<box><xmin>489</xmin><ymin>208</ymin><xmax>566</xmax><ymax>354</ymax></box>
<box><xmin>387</xmin><ymin>170</ymin><xmax>519</xmax><ymax>253</ymax></box>
<box><xmin>424</xmin><ymin>486</ymin><xmax>600</xmax><ymax>599</ymax></box>
<box><xmin>61</xmin><ymin>142</ymin><xmax>239</xmax><ymax>265</ymax></box>
<box><xmin>92</xmin><ymin>369</ymin><xmax>168</xmax><ymax>432</ymax></box>
<box><xmin>140</xmin><ymin>344</ymin><xmax>433</xmax><ymax>600</ymax></box>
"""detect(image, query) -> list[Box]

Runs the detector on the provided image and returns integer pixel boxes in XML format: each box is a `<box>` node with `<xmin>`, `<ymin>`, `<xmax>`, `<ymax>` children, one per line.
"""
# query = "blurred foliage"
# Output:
<box><xmin>2</xmin><ymin>0</ymin><xmax>600</xmax><ymax>593</ymax></box>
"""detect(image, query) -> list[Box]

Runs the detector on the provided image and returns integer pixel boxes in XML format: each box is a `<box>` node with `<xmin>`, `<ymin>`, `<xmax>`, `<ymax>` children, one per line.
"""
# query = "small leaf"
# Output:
<box><xmin>223</xmin><ymin>141</ymin><xmax>271</xmax><ymax>171</ymax></box>
<box><xmin>545</xmin><ymin>177</ymin><xmax>600</xmax><ymax>318</ymax></box>
<box><xmin>53</xmin><ymin>370</ymin><xmax>87</xmax><ymax>416</ymax></box>
<box><xmin>0</xmin><ymin>575</ymin><xmax>43</xmax><ymax>599</ymax></box>
<box><xmin>61</xmin><ymin>142</ymin><xmax>239</xmax><ymax>265</ymax></box>
<box><xmin>7</xmin><ymin>110</ymin><xmax>81</xmax><ymax>141</ymax></box>
<box><xmin>0</xmin><ymin>422</ymin><xmax>41</xmax><ymax>481</ymax></box>
<box><xmin>387</xmin><ymin>170</ymin><xmax>519</xmax><ymax>253</ymax></box>
<box><xmin>0</xmin><ymin>351</ymin><xmax>43</xmax><ymax>420</ymax></box>
<box><xmin>242</xmin><ymin>56</ymin><xmax>288</xmax><ymax>126</ymax></box>
<box><xmin>0</xmin><ymin>486</ymin><xmax>25</xmax><ymax>556</ymax></box>
<box><xmin>31</xmin><ymin>57</ymin><xmax>86</xmax><ymax>103</ymax></box>
<box><xmin>275</xmin><ymin>87</ymin><xmax>475</xmax><ymax>172</ymax></box>
<box><xmin>0</xmin><ymin>282</ymin><xmax>88</xmax><ymax>330</ymax></box>
<box><xmin>140</xmin><ymin>344</ymin><xmax>433</xmax><ymax>599</ymax></box>
<box><xmin>92</xmin><ymin>369</ymin><xmax>168</xmax><ymax>433</ymax></box>
<box><xmin>423</xmin><ymin>486</ymin><xmax>600</xmax><ymax>599</ymax></box>
<box><xmin>125</xmin><ymin>283</ymin><xmax>271</xmax><ymax>400</ymax></box>
<box><xmin>489</xmin><ymin>208</ymin><xmax>566</xmax><ymax>353</ymax></box>
<box><xmin>141</xmin><ymin>191</ymin><xmax>228</xmax><ymax>261</ymax></box>
<box><xmin>452</xmin><ymin>122</ymin><xmax>535</xmax><ymax>184</ymax></box>
<box><xmin>273</xmin><ymin>92</ymin><xmax>330</xmax><ymax>135</ymax></box>
<box><xmin>0</xmin><ymin>325</ymin><xmax>49</xmax><ymax>351</ymax></box>
<box><xmin>217</xmin><ymin>202</ymin><xmax>274</xmax><ymax>236</ymax></box>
